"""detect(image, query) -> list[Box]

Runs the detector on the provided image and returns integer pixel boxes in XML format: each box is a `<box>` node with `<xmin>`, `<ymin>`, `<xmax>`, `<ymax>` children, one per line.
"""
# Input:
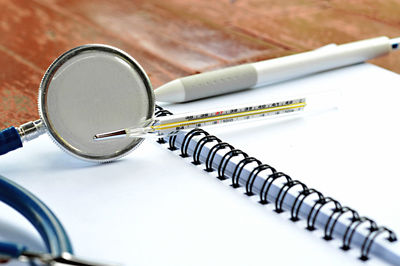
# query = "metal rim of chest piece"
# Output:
<box><xmin>38</xmin><ymin>44</ymin><xmax>155</xmax><ymax>162</ymax></box>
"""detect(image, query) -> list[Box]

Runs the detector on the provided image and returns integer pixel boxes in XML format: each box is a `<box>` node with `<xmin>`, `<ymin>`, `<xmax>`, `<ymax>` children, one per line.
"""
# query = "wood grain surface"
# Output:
<box><xmin>1</xmin><ymin>0</ymin><xmax>400</xmax><ymax>128</ymax></box>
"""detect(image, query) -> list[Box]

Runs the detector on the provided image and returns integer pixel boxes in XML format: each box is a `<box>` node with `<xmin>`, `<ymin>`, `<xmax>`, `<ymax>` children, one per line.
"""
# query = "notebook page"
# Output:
<box><xmin>163</xmin><ymin>63</ymin><xmax>400</xmax><ymax>265</ymax></box>
<box><xmin>1</xmin><ymin>134</ymin><xmax>358</xmax><ymax>266</ymax></box>
<box><xmin>0</xmin><ymin>63</ymin><xmax>397</xmax><ymax>266</ymax></box>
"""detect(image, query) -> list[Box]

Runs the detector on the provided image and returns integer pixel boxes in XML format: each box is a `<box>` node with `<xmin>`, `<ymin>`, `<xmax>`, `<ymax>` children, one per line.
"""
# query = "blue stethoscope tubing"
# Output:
<box><xmin>0</xmin><ymin>174</ymin><xmax>73</xmax><ymax>260</ymax></box>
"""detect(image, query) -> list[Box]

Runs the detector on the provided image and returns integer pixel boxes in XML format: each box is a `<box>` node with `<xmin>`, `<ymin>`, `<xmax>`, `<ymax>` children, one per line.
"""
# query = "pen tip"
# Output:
<box><xmin>155</xmin><ymin>79</ymin><xmax>186</xmax><ymax>103</ymax></box>
<box><xmin>391</xmin><ymin>37</ymin><xmax>400</xmax><ymax>50</ymax></box>
<box><xmin>93</xmin><ymin>129</ymin><xmax>127</xmax><ymax>141</ymax></box>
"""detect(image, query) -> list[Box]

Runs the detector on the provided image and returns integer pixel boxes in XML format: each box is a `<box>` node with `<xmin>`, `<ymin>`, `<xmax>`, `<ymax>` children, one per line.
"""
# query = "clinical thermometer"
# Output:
<box><xmin>94</xmin><ymin>98</ymin><xmax>307</xmax><ymax>140</ymax></box>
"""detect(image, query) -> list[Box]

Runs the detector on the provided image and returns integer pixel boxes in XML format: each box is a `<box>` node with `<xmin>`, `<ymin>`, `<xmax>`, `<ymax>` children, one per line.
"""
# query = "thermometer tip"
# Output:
<box><xmin>93</xmin><ymin>129</ymin><xmax>127</xmax><ymax>141</ymax></box>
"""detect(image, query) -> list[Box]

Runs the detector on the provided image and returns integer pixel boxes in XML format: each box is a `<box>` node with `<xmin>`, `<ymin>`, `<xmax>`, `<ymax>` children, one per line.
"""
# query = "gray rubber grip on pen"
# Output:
<box><xmin>181</xmin><ymin>64</ymin><xmax>257</xmax><ymax>101</ymax></box>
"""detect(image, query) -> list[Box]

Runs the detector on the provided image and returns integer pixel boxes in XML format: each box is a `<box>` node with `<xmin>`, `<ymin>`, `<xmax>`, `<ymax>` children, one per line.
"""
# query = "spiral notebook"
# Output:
<box><xmin>1</xmin><ymin>63</ymin><xmax>400</xmax><ymax>266</ymax></box>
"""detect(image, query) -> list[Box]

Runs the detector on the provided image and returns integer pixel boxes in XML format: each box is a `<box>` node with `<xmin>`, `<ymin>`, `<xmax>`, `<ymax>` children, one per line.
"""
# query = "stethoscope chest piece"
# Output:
<box><xmin>38</xmin><ymin>45</ymin><xmax>154</xmax><ymax>162</ymax></box>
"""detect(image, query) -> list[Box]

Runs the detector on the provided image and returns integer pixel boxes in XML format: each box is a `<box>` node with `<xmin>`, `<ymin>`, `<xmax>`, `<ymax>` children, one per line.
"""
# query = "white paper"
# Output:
<box><xmin>1</xmin><ymin>63</ymin><xmax>400</xmax><ymax>265</ymax></box>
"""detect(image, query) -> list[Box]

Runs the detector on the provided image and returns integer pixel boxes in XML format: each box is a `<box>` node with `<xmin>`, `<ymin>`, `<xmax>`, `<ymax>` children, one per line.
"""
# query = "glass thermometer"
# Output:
<box><xmin>94</xmin><ymin>98</ymin><xmax>307</xmax><ymax>140</ymax></box>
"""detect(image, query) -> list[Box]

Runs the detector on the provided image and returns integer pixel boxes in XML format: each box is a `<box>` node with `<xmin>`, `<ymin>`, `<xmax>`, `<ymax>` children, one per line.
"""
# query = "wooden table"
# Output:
<box><xmin>1</xmin><ymin>0</ymin><xmax>400</xmax><ymax>128</ymax></box>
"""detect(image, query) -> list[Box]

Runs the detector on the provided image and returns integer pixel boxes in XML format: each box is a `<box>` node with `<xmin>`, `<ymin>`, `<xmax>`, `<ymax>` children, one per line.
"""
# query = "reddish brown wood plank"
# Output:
<box><xmin>1</xmin><ymin>0</ymin><xmax>400</xmax><ymax>128</ymax></box>
<box><xmin>34</xmin><ymin>0</ymin><xmax>224</xmax><ymax>72</ymax></box>
<box><xmin>36</xmin><ymin>0</ymin><xmax>286</xmax><ymax>70</ymax></box>
<box><xmin>0</xmin><ymin>0</ymin><xmax>191</xmax><ymax>86</ymax></box>
<box><xmin>331</xmin><ymin>0</ymin><xmax>400</xmax><ymax>26</ymax></box>
<box><xmin>0</xmin><ymin>48</ymin><xmax>42</xmax><ymax>127</ymax></box>
<box><xmin>155</xmin><ymin>0</ymin><xmax>400</xmax><ymax>72</ymax></box>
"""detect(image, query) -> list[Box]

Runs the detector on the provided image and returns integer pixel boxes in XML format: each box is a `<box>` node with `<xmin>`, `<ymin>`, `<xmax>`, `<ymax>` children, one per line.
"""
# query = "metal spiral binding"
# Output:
<box><xmin>245</xmin><ymin>164</ymin><xmax>276</xmax><ymax>196</ymax></box>
<box><xmin>232</xmin><ymin>157</ymin><xmax>261</xmax><ymax>189</ymax></box>
<box><xmin>204</xmin><ymin>142</ymin><xmax>234</xmax><ymax>172</ymax></box>
<box><xmin>192</xmin><ymin>135</ymin><xmax>220</xmax><ymax>165</ymax></box>
<box><xmin>360</xmin><ymin>227</ymin><xmax>397</xmax><ymax>261</ymax></box>
<box><xmin>275</xmin><ymin>180</ymin><xmax>307</xmax><ymax>214</ymax></box>
<box><xmin>168</xmin><ymin>135</ymin><xmax>178</xmax><ymax>150</ymax></box>
<box><xmin>154</xmin><ymin>105</ymin><xmax>397</xmax><ymax>261</ymax></box>
<box><xmin>342</xmin><ymin>217</ymin><xmax>377</xmax><ymax>251</ymax></box>
<box><xmin>306</xmin><ymin>197</ymin><xmax>342</xmax><ymax>231</ymax></box>
<box><xmin>291</xmin><ymin>188</ymin><xmax>323</xmax><ymax>222</ymax></box>
<box><xmin>180</xmin><ymin>129</ymin><xmax>208</xmax><ymax>158</ymax></box>
<box><xmin>154</xmin><ymin>106</ymin><xmax>173</xmax><ymax>144</ymax></box>
<box><xmin>259</xmin><ymin>172</ymin><xmax>291</xmax><ymax>205</ymax></box>
<box><xmin>217</xmin><ymin>149</ymin><xmax>248</xmax><ymax>181</ymax></box>
<box><xmin>323</xmin><ymin>207</ymin><xmax>359</xmax><ymax>241</ymax></box>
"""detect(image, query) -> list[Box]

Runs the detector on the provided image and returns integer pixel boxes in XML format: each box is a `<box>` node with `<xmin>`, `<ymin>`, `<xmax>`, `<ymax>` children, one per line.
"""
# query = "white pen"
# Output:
<box><xmin>155</xmin><ymin>36</ymin><xmax>400</xmax><ymax>103</ymax></box>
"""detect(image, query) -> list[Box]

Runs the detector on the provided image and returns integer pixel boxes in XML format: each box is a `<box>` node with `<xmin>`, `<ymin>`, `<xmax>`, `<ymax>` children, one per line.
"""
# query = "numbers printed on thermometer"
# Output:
<box><xmin>152</xmin><ymin>98</ymin><xmax>306</xmax><ymax>136</ymax></box>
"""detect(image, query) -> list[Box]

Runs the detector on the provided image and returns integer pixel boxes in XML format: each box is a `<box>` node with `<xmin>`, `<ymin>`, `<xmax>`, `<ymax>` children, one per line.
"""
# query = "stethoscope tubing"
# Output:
<box><xmin>0</xmin><ymin>175</ymin><xmax>73</xmax><ymax>259</ymax></box>
<box><xmin>0</xmin><ymin>127</ymin><xmax>23</xmax><ymax>156</ymax></box>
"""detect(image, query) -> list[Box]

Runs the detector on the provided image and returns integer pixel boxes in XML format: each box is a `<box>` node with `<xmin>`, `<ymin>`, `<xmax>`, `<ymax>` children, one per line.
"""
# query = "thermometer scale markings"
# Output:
<box><xmin>152</xmin><ymin>98</ymin><xmax>306</xmax><ymax>134</ymax></box>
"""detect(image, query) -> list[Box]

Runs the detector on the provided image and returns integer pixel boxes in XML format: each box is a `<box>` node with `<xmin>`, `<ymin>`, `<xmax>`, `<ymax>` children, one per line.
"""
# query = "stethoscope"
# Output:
<box><xmin>0</xmin><ymin>175</ymin><xmax>109</xmax><ymax>265</ymax></box>
<box><xmin>0</xmin><ymin>45</ymin><xmax>153</xmax><ymax>263</ymax></box>
<box><xmin>0</xmin><ymin>44</ymin><xmax>307</xmax><ymax>162</ymax></box>
<box><xmin>0</xmin><ymin>45</ymin><xmax>151</xmax><ymax>264</ymax></box>
<box><xmin>0</xmin><ymin>44</ymin><xmax>154</xmax><ymax>162</ymax></box>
